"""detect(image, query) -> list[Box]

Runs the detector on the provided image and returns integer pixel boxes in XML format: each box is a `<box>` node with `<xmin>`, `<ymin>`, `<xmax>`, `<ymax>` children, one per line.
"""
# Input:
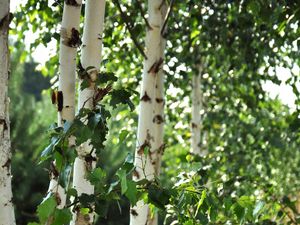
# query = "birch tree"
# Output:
<box><xmin>130</xmin><ymin>1</ymin><xmax>167</xmax><ymax>224</ymax></box>
<box><xmin>191</xmin><ymin>65</ymin><xmax>203</xmax><ymax>156</ymax></box>
<box><xmin>71</xmin><ymin>0</ymin><xmax>106</xmax><ymax>224</ymax></box>
<box><xmin>0</xmin><ymin>0</ymin><xmax>16</xmax><ymax>224</ymax></box>
<box><xmin>47</xmin><ymin>0</ymin><xmax>82</xmax><ymax>210</ymax></box>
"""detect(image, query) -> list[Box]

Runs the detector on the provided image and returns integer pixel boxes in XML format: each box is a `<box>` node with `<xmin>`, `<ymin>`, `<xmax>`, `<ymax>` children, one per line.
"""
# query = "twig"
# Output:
<box><xmin>112</xmin><ymin>0</ymin><xmax>147</xmax><ymax>59</ymax></box>
<box><xmin>161</xmin><ymin>0</ymin><xmax>175</xmax><ymax>38</ymax></box>
<box><xmin>135</xmin><ymin>0</ymin><xmax>151</xmax><ymax>29</ymax></box>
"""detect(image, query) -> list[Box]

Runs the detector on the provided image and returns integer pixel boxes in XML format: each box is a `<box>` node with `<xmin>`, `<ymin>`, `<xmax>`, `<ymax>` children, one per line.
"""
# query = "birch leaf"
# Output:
<box><xmin>125</xmin><ymin>180</ymin><xmax>137</xmax><ymax>205</ymax></box>
<box><xmin>37</xmin><ymin>195</ymin><xmax>56</xmax><ymax>223</ymax></box>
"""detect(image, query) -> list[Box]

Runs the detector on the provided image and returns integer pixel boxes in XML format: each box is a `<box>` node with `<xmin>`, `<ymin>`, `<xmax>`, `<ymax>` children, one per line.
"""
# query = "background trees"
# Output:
<box><xmin>5</xmin><ymin>0</ymin><xmax>300</xmax><ymax>224</ymax></box>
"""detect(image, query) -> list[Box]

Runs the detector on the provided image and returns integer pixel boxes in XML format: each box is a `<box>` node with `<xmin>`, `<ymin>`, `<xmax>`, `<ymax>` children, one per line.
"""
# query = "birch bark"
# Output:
<box><xmin>71</xmin><ymin>1</ymin><xmax>106</xmax><ymax>224</ymax></box>
<box><xmin>47</xmin><ymin>0</ymin><xmax>82</xmax><ymax>210</ymax></box>
<box><xmin>191</xmin><ymin>65</ymin><xmax>203</xmax><ymax>156</ymax></box>
<box><xmin>130</xmin><ymin>1</ymin><xmax>167</xmax><ymax>224</ymax></box>
<box><xmin>0</xmin><ymin>0</ymin><xmax>16</xmax><ymax>224</ymax></box>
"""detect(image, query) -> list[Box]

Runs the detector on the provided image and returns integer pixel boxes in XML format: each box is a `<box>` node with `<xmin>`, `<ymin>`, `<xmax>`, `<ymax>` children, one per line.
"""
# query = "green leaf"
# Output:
<box><xmin>121</xmin><ymin>153</ymin><xmax>134</xmax><ymax>173</ymax></box>
<box><xmin>119</xmin><ymin>130</ymin><xmax>129</xmax><ymax>144</ymax></box>
<box><xmin>97</xmin><ymin>72</ymin><xmax>118</xmax><ymax>84</ymax></box>
<box><xmin>148</xmin><ymin>184</ymin><xmax>170</xmax><ymax>210</ymax></box>
<box><xmin>52</xmin><ymin>208</ymin><xmax>72</xmax><ymax>225</ymax></box>
<box><xmin>80</xmin><ymin>208</ymin><xmax>90</xmax><ymax>215</ymax></box>
<box><xmin>37</xmin><ymin>195</ymin><xmax>57</xmax><ymax>223</ymax></box>
<box><xmin>80</xmin><ymin>79</ymin><xmax>90</xmax><ymax>91</ymax></box>
<box><xmin>195</xmin><ymin>189</ymin><xmax>206</xmax><ymax>217</ymax></box>
<box><xmin>78</xmin><ymin>194</ymin><xmax>95</xmax><ymax>208</ymax></box>
<box><xmin>117</xmin><ymin>169</ymin><xmax>127</xmax><ymax>194</ymax></box>
<box><xmin>67</xmin><ymin>188</ymin><xmax>77</xmax><ymax>197</ymax></box>
<box><xmin>110</xmin><ymin>89</ymin><xmax>134</xmax><ymax>111</ymax></box>
<box><xmin>125</xmin><ymin>180</ymin><xmax>138</xmax><ymax>205</ymax></box>
<box><xmin>87</xmin><ymin>167</ymin><xmax>106</xmax><ymax>185</ymax></box>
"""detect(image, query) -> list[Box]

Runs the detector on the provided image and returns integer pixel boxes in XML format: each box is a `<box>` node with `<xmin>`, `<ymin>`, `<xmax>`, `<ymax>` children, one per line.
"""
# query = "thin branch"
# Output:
<box><xmin>161</xmin><ymin>0</ymin><xmax>175</xmax><ymax>38</ymax></box>
<box><xmin>135</xmin><ymin>0</ymin><xmax>151</xmax><ymax>29</ymax></box>
<box><xmin>112</xmin><ymin>0</ymin><xmax>147</xmax><ymax>59</ymax></box>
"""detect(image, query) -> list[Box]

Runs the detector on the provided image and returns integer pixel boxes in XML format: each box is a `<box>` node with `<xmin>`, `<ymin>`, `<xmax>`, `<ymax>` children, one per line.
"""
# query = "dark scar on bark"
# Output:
<box><xmin>137</xmin><ymin>141</ymin><xmax>150</xmax><ymax>155</ymax></box>
<box><xmin>156</xmin><ymin>98</ymin><xmax>164</xmax><ymax>103</ymax></box>
<box><xmin>131</xmin><ymin>209</ymin><xmax>138</xmax><ymax>217</ymax></box>
<box><xmin>153</xmin><ymin>115</ymin><xmax>164</xmax><ymax>124</ymax></box>
<box><xmin>50</xmin><ymin>162</ymin><xmax>59</xmax><ymax>178</ymax></box>
<box><xmin>0</xmin><ymin>13</ymin><xmax>13</xmax><ymax>29</ymax></box>
<box><xmin>51</xmin><ymin>91</ymin><xmax>57</xmax><ymax>104</ymax></box>
<box><xmin>132</xmin><ymin>169</ymin><xmax>140</xmax><ymax>179</ymax></box>
<box><xmin>148</xmin><ymin>58</ymin><xmax>164</xmax><ymax>74</ymax></box>
<box><xmin>0</xmin><ymin>119</ymin><xmax>8</xmax><ymax>130</ymax></box>
<box><xmin>192</xmin><ymin>123</ymin><xmax>198</xmax><ymax>128</ymax></box>
<box><xmin>57</xmin><ymin>91</ymin><xmax>63</xmax><ymax>112</ymax></box>
<box><xmin>2</xmin><ymin>158</ymin><xmax>11</xmax><ymax>169</ymax></box>
<box><xmin>141</xmin><ymin>92</ymin><xmax>151</xmax><ymax>102</ymax></box>
<box><xmin>69</xmin><ymin>28</ymin><xmax>82</xmax><ymax>47</ymax></box>
<box><xmin>65</xmin><ymin>0</ymin><xmax>81</xmax><ymax>6</ymax></box>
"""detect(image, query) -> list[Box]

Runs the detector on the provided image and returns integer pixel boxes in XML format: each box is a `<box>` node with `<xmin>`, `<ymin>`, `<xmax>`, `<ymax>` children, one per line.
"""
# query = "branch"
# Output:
<box><xmin>112</xmin><ymin>0</ymin><xmax>147</xmax><ymax>59</ymax></box>
<box><xmin>161</xmin><ymin>0</ymin><xmax>175</xmax><ymax>38</ymax></box>
<box><xmin>135</xmin><ymin>0</ymin><xmax>151</xmax><ymax>29</ymax></box>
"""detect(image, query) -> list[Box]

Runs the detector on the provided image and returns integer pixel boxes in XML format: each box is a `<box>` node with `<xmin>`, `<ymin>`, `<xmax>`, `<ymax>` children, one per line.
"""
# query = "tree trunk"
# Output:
<box><xmin>71</xmin><ymin>0</ymin><xmax>106</xmax><ymax>224</ymax></box>
<box><xmin>0</xmin><ymin>1</ymin><xmax>16</xmax><ymax>224</ymax></box>
<box><xmin>130</xmin><ymin>1</ymin><xmax>167</xmax><ymax>224</ymax></box>
<box><xmin>191</xmin><ymin>65</ymin><xmax>203</xmax><ymax>156</ymax></box>
<box><xmin>47</xmin><ymin>0</ymin><xmax>82</xmax><ymax>210</ymax></box>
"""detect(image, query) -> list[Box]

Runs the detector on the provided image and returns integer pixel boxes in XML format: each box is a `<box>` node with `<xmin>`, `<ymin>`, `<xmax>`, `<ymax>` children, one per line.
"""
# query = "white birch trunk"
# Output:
<box><xmin>0</xmin><ymin>1</ymin><xmax>16</xmax><ymax>224</ymax></box>
<box><xmin>71</xmin><ymin>1</ymin><xmax>106</xmax><ymax>224</ymax></box>
<box><xmin>47</xmin><ymin>0</ymin><xmax>82</xmax><ymax>210</ymax></box>
<box><xmin>191</xmin><ymin>66</ymin><xmax>203</xmax><ymax>156</ymax></box>
<box><xmin>130</xmin><ymin>1</ymin><xmax>167</xmax><ymax>224</ymax></box>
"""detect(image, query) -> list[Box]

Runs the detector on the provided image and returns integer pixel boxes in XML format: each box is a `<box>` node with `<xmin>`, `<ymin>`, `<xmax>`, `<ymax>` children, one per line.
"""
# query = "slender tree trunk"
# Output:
<box><xmin>71</xmin><ymin>1</ymin><xmax>106</xmax><ymax>224</ymax></box>
<box><xmin>0</xmin><ymin>1</ymin><xmax>16</xmax><ymax>224</ymax></box>
<box><xmin>47</xmin><ymin>0</ymin><xmax>82</xmax><ymax>210</ymax></box>
<box><xmin>191</xmin><ymin>65</ymin><xmax>203</xmax><ymax>156</ymax></box>
<box><xmin>130</xmin><ymin>1</ymin><xmax>167</xmax><ymax>224</ymax></box>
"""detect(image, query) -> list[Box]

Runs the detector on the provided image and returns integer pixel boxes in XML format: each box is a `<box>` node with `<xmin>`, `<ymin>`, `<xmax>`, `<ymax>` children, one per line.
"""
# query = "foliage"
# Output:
<box><xmin>8</xmin><ymin>0</ymin><xmax>300</xmax><ymax>225</ymax></box>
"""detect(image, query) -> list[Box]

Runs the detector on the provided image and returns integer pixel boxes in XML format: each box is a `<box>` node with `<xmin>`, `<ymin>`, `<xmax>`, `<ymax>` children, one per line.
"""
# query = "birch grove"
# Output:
<box><xmin>47</xmin><ymin>0</ymin><xmax>82</xmax><ymax>210</ymax></box>
<box><xmin>0</xmin><ymin>0</ymin><xmax>16</xmax><ymax>224</ymax></box>
<box><xmin>71</xmin><ymin>0</ymin><xmax>106</xmax><ymax>224</ymax></box>
<box><xmin>130</xmin><ymin>1</ymin><xmax>167</xmax><ymax>224</ymax></box>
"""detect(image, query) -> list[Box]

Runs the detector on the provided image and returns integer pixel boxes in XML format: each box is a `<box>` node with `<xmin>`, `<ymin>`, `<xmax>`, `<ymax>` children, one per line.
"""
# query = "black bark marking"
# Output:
<box><xmin>153</xmin><ymin>115</ymin><xmax>164</xmax><ymax>124</ymax></box>
<box><xmin>51</xmin><ymin>90</ymin><xmax>57</xmax><ymax>104</ymax></box>
<box><xmin>191</xmin><ymin>123</ymin><xmax>198</xmax><ymax>128</ymax></box>
<box><xmin>61</xmin><ymin>28</ymin><xmax>81</xmax><ymax>48</ymax></box>
<box><xmin>141</xmin><ymin>92</ymin><xmax>151</xmax><ymax>102</ymax></box>
<box><xmin>131</xmin><ymin>209</ymin><xmax>138</xmax><ymax>217</ymax></box>
<box><xmin>137</xmin><ymin>141</ymin><xmax>150</xmax><ymax>155</ymax></box>
<box><xmin>69</xmin><ymin>28</ymin><xmax>81</xmax><ymax>47</ymax></box>
<box><xmin>157</xmin><ymin>143</ymin><xmax>166</xmax><ymax>154</ymax></box>
<box><xmin>57</xmin><ymin>91</ymin><xmax>63</xmax><ymax>112</ymax></box>
<box><xmin>2</xmin><ymin>158</ymin><xmax>11</xmax><ymax>170</ymax></box>
<box><xmin>65</xmin><ymin>0</ymin><xmax>81</xmax><ymax>6</ymax></box>
<box><xmin>148</xmin><ymin>58</ymin><xmax>164</xmax><ymax>74</ymax></box>
<box><xmin>0</xmin><ymin>119</ymin><xmax>8</xmax><ymax>130</ymax></box>
<box><xmin>132</xmin><ymin>169</ymin><xmax>140</xmax><ymax>179</ymax></box>
<box><xmin>55</xmin><ymin>192</ymin><xmax>62</xmax><ymax>206</ymax></box>
<box><xmin>155</xmin><ymin>98</ymin><xmax>164</xmax><ymax>104</ymax></box>
<box><xmin>50</xmin><ymin>162</ymin><xmax>59</xmax><ymax>178</ymax></box>
<box><xmin>0</xmin><ymin>13</ymin><xmax>13</xmax><ymax>29</ymax></box>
